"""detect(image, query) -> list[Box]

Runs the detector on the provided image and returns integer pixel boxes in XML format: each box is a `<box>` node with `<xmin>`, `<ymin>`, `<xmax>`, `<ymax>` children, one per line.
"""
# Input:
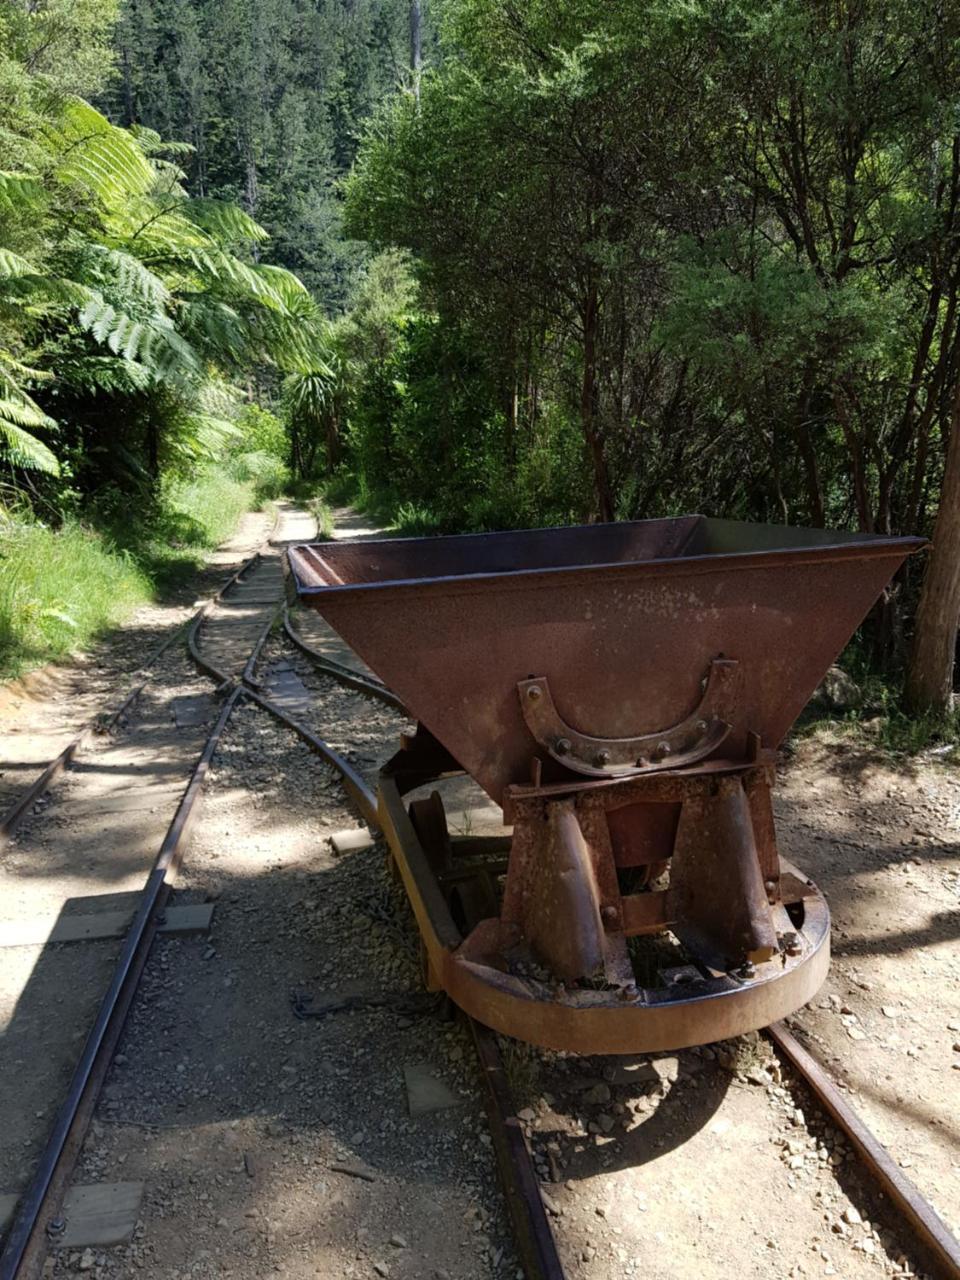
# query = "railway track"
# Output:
<box><xmin>0</xmin><ymin>508</ymin><xmax>957</xmax><ymax>1280</ymax></box>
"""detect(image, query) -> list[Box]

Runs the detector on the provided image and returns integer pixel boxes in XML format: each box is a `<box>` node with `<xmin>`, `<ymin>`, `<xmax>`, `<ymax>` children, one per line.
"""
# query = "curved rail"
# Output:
<box><xmin>0</xmin><ymin>537</ymin><xmax>270</xmax><ymax>850</ymax></box>
<box><xmin>0</xmin><ymin>689</ymin><xmax>243</xmax><ymax>1279</ymax></box>
<box><xmin>282</xmin><ymin>606</ymin><xmax>408</xmax><ymax>714</ymax></box>
<box><xmin>0</xmin><ymin>506</ymin><xmax>296</xmax><ymax>1280</ymax></box>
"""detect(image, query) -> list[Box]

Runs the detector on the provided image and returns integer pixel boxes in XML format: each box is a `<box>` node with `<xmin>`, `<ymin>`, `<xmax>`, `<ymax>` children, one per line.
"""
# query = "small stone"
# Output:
<box><xmin>373</xmin><ymin>1265</ymin><xmax>389</xmax><ymax>1278</ymax></box>
<box><xmin>78</xmin><ymin>1249</ymin><xmax>95</xmax><ymax>1271</ymax></box>
<box><xmin>881</xmin><ymin>1006</ymin><xmax>899</xmax><ymax>1018</ymax></box>
<box><xmin>842</xmin><ymin>1207</ymin><xmax>862</xmax><ymax>1226</ymax></box>
<box><xmin>388</xmin><ymin>1235</ymin><xmax>407</xmax><ymax>1249</ymax></box>
<box><xmin>597</xmin><ymin>1114</ymin><xmax>616</xmax><ymax>1133</ymax></box>
<box><xmin>581</xmin><ymin>1083</ymin><xmax>611</xmax><ymax>1105</ymax></box>
<box><xmin>846</xmin><ymin>1025</ymin><xmax>866</xmax><ymax>1041</ymax></box>
<box><xmin>517</xmin><ymin>1107</ymin><xmax>536</xmax><ymax>1122</ymax></box>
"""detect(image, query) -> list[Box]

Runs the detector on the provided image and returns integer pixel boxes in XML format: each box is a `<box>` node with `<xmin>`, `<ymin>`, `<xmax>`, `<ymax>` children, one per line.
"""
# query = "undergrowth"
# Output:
<box><xmin>0</xmin><ymin>520</ymin><xmax>150</xmax><ymax>677</ymax></box>
<box><xmin>0</xmin><ymin>457</ymin><xmax>285</xmax><ymax>679</ymax></box>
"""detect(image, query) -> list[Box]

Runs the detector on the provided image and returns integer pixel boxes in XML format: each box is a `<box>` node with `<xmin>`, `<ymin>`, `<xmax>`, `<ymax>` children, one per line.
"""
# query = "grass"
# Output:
<box><xmin>0</xmin><ymin>519</ymin><xmax>151</xmax><ymax>677</ymax></box>
<box><xmin>0</xmin><ymin>458</ymin><xmax>286</xmax><ymax>680</ymax></box>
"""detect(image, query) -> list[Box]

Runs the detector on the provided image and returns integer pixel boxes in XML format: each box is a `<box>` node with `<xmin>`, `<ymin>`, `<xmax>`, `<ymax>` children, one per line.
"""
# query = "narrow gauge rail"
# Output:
<box><xmin>4</xmin><ymin>514</ymin><xmax>957</xmax><ymax>1280</ymax></box>
<box><xmin>0</xmin><ymin>513</ymin><xmax>561</xmax><ymax>1280</ymax></box>
<box><xmin>0</xmin><ymin>530</ymin><xmax>271</xmax><ymax>850</ymax></box>
<box><xmin>0</xmin><ymin>505</ymin><xmax>308</xmax><ymax>1279</ymax></box>
<box><xmin>284</xmin><ymin>571</ymin><xmax>960</xmax><ymax>1280</ymax></box>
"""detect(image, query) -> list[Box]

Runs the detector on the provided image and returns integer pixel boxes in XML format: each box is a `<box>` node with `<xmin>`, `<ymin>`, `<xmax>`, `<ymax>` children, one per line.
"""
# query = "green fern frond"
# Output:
<box><xmin>0</xmin><ymin>171</ymin><xmax>43</xmax><ymax>211</ymax></box>
<box><xmin>183</xmin><ymin>199</ymin><xmax>270</xmax><ymax>245</ymax></box>
<box><xmin>0</xmin><ymin>248</ymin><xmax>36</xmax><ymax>278</ymax></box>
<box><xmin>0</xmin><ymin>397</ymin><xmax>59</xmax><ymax>474</ymax></box>
<box><xmin>47</xmin><ymin>99</ymin><xmax>155</xmax><ymax>208</ymax></box>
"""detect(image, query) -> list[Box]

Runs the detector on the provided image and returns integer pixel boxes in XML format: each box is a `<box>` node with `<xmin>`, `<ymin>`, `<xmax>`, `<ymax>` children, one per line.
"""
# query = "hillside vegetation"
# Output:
<box><xmin>2</xmin><ymin>0</ymin><xmax>960</xmax><ymax>729</ymax></box>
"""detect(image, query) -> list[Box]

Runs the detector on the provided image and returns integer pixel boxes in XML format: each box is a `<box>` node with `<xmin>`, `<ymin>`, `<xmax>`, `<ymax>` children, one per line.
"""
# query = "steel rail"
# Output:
<box><xmin>0</xmin><ymin>545</ymin><xmax>265</xmax><ymax>848</ymax></box>
<box><xmin>470</xmin><ymin>1021</ymin><xmax>567</xmax><ymax>1280</ymax></box>
<box><xmin>768</xmin><ymin>1022</ymin><xmax>960</xmax><ymax>1280</ymax></box>
<box><xmin>0</xmin><ymin>688</ymin><xmax>242</xmax><ymax>1280</ymax></box>
<box><xmin>281</xmin><ymin>606</ymin><xmax>408</xmax><ymax>714</ymax></box>
<box><xmin>0</xmin><ymin>506</ymin><xmax>294</xmax><ymax>1279</ymax></box>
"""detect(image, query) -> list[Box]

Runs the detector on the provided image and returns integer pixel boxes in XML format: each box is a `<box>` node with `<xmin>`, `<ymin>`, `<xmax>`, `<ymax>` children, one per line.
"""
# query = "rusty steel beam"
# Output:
<box><xmin>768</xmin><ymin>1022</ymin><xmax>960</xmax><ymax>1280</ymax></box>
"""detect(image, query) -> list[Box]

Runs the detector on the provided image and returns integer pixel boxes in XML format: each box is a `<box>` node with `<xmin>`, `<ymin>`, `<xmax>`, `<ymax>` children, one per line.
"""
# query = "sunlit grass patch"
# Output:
<box><xmin>0</xmin><ymin>520</ymin><xmax>150</xmax><ymax>677</ymax></box>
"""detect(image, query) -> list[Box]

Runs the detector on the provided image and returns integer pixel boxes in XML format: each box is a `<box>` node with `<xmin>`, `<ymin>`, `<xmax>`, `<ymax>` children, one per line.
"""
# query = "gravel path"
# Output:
<box><xmin>3</xmin><ymin>507</ymin><xmax>957</xmax><ymax>1280</ymax></box>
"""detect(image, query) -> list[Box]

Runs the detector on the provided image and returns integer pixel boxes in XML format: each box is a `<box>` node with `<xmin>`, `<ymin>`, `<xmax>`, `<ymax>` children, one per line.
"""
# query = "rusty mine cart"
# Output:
<box><xmin>288</xmin><ymin>516</ymin><xmax>924</xmax><ymax>1055</ymax></box>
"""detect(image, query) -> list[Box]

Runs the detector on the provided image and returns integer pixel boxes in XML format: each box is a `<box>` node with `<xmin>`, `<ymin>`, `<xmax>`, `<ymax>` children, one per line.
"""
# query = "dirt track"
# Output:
<box><xmin>1</xmin><ymin>509</ymin><xmax>957</xmax><ymax>1280</ymax></box>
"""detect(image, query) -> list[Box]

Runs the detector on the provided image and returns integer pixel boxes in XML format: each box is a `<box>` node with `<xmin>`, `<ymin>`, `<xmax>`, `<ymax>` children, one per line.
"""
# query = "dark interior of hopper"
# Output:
<box><xmin>294</xmin><ymin>514</ymin><xmax>894</xmax><ymax>591</ymax></box>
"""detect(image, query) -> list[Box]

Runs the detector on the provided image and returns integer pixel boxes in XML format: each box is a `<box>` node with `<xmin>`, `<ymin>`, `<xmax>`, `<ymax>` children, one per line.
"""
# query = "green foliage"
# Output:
<box><xmin>107</xmin><ymin>0</ymin><xmax>433</xmax><ymax>307</ymax></box>
<box><xmin>338</xmin><ymin>0</ymin><xmax>960</xmax><ymax>704</ymax></box>
<box><xmin>0</xmin><ymin>517</ymin><xmax>149</xmax><ymax>676</ymax></box>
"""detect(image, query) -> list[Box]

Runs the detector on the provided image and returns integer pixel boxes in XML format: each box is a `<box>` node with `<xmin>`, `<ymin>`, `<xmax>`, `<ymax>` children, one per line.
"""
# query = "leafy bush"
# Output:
<box><xmin>228</xmin><ymin>450</ymin><xmax>289</xmax><ymax>502</ymax></box>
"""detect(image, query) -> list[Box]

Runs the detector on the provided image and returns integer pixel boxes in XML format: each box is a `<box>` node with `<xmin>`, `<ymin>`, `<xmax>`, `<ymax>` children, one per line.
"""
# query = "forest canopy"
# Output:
<box><xmin>2</xmin><ymin>0</ymin><xmax>960</xmax><ymax>716</ymax></box>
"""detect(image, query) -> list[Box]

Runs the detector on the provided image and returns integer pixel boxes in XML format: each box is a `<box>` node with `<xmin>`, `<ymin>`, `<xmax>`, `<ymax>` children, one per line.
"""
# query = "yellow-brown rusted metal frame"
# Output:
<box><xmin>377</xmin><ymin>767</ymin><xmax>830</xmax><ymax>1055</ymax></box>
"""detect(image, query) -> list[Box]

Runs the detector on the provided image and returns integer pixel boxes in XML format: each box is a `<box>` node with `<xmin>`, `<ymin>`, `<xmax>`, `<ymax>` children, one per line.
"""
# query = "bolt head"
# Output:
<box><xmin>601</xmin><ymin>905</ymin><xmax>618</xmax><ymax>922</ymax></box>
<box><xmin>46</xmin><ymin>1217</ymin><xmax>66</xmax><ymax>1238</ymax></box>
<box><xmin>526</xmin><ymin>685</ymin><xmax>542</xmax><ymax>701</ymax></box>
<box><xmin>595</xmin><ymin>749</ymin><xmax>611</xmax><ymax>766</ymax></box>
<box><xmin>696</xmin><ymin>719</ymin><xmax>708</xmax><ymax>733</ymax></box>
<box><xmin>555</xmin><ymin>737</ymin><xmax>571</xmax><ymax>756</ymax></box>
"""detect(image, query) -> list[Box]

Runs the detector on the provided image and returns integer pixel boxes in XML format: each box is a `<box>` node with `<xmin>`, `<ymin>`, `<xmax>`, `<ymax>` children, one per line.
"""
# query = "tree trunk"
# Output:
<box><xmin>581</xmin><ymin>283</ymin><xmax>614</xmax><ymax>522</ymax></box>
<box><xmin>905</xmin><ymin>383</ymin><xmax>960</xmax><ymax>713</ymax></box>
<box><xmin>410</xmin><ymin>0</ymin><xmax>421</xmax><ymax>103</ymax></box>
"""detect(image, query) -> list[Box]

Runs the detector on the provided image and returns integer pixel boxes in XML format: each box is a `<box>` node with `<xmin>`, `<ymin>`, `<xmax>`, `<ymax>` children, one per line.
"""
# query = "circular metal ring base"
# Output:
<box><xmin>440</xmin><ymin>859</ymin><xmax>829</xmax><ymax>1055</ymax></box>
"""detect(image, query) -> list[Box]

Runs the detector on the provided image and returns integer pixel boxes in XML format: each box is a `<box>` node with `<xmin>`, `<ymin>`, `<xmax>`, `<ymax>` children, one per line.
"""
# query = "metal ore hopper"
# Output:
<box><xmin>288</xmin><ymin>516</ymin><xmax>924</xmax><ymax>1053</ymax></box>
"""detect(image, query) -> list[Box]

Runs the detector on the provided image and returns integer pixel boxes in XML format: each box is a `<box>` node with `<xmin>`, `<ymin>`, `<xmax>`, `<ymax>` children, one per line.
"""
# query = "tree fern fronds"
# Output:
<box><xmin>0</xmin><ymin>171</ymin><xmax>43</xmax><ymax>211</ymax></box>
<box><xmin>47</xmin><ymin>99</ymin><xmax>155</xmax><ymax>208</ymax></box>
<box><xmin>0</xmin><ymin>248</ymin><xmax>36</xmax><ymax>278</ymax></box>
<box><xmin>0</xmin><ymin>380</ymin><xmax>59</xmax><ymax>474</ymax></box>
<box><xmin>182</xmin><ymin>199</ymin><xmax>270</xmax><ymax>245</ymax></box>
<box><xmin>57</xmin><ymin>355</ymin><xmax>154</xmax><ymax>394</ymax></box>
<box><xmin>77</xmin><ymin>246</ymin><xmax>171</xmax><ymax>311</ymax></box>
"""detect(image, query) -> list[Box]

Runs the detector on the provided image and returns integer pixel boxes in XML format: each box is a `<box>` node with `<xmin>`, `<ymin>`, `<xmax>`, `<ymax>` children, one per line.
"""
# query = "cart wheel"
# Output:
<box><xmin>408</xmin><ymin>790</ymin><xmax>452</xmax><ymax>876</ymax></box>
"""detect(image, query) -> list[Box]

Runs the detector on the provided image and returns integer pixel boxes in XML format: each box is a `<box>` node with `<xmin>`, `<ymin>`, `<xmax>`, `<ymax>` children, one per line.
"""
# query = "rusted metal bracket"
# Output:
<box><xmin>517</xmin><ymin>658</ymin><xmax>739</xmax><ymax>778</ymax></box>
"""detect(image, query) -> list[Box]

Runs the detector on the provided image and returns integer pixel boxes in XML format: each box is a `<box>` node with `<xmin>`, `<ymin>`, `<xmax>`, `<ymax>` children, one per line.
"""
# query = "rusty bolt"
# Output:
<box><xmin>595</xmin><ymin>749</ymin><xmax>611</xmax><ymax>766</ymax></box>
<box><xmin>635</xmin><ymin>754</ymin><xmax>648</xmax><ymax>767</ymax></box>
<box><xmin>781</xmin><ymin>931</ymin><xmax>801</xmax><ymax>956</ymax></box>
<box><xmin>618</xmin><ymin>982</ymin><xmax>638</xmax><ymax>1001</ymax></box>
<box><xmin>654</xmin><ymin>741</ymin><xmax>672</xmax><ymax>760</ymax></box>
<box><xmin>555</xmin><ymin>737</ymin><xmax>571</xmax><ymax>756</ymax></box>
<box><xmin>46</xmin><ymin>1217</ymin><xmax>66</xmax><ymax>1239</ymax></box>
<box><xmin>738</xmin><ymin>961</ymin><xmax>756</xmax><ymax>980</ymax></box>
<box><xmin>526</xmin><ymin>684</ymin><xmax>542</xmax><ymax>701</ymax></box>
<box><xmin>601</xmin><ymin>905</ymin><xmax>619</xmax><ymax>923</ymax></box>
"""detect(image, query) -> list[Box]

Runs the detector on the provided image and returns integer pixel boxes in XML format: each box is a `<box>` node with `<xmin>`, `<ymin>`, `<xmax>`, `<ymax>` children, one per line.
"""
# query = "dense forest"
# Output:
<box><xmin>2</xmin><ymin>0</ymin><xmax>960</xmax><ymax>728</ymax></box>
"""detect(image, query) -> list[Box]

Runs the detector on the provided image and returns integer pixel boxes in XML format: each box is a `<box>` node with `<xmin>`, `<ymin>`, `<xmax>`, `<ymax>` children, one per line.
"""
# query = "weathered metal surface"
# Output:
<box><xmin>516</xmin><ymin>658</ymin><xmax>737</xmax><ymax>777</ymax></box>
<box><xmin>378</xmin><ymin>765</ymin><xmax>830</xmax><ymax>1054</ymax></box>
<box><xmin>290</xmin><ymin>516</ymin><xmax>924</xmax><ymax>807</ymax></box>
